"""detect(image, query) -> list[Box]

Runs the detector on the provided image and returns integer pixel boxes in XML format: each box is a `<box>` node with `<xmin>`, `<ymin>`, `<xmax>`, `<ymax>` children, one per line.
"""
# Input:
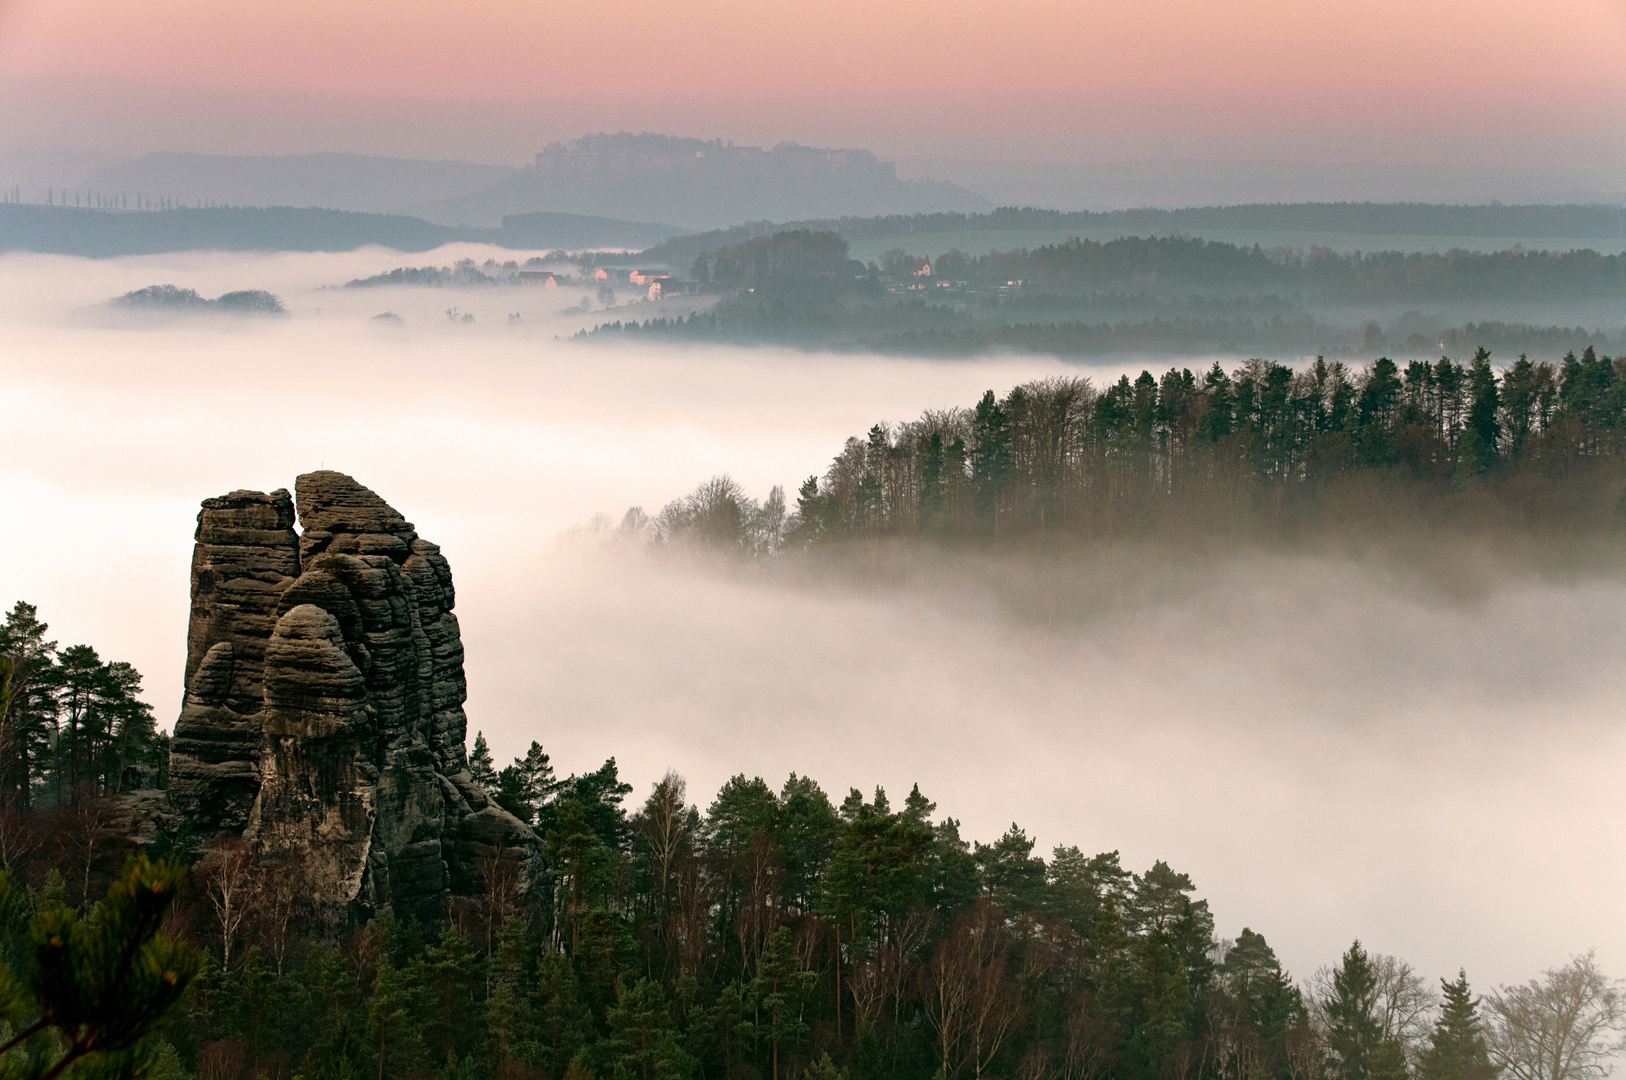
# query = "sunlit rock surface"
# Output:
<box><xmin>168</xmin><ymin>471</ymin><xmax>534</xmax><ymax>923</ymax></box>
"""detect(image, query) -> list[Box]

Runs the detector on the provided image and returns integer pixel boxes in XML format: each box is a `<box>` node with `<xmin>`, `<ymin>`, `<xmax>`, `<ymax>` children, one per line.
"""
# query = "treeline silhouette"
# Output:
<box><xmin>632</xmin><ymin>347</ymin><xmax>1626</xmax><ymax>554</ymax></box>
<box><xmin>0</xmin><ymin>601</ymin><xmax>166</xmax><ymax>809</ymax></box>
<box><xmin>638</xmin><ymin>202</ymin><xmax>1626</xmax><ymax>270</ymax></box>
<box><xmin>594</xmin><ymin>306</ymin><xmax>1623</xmax><ymax>362</ymax></box>
<box><xmin>955</xmin><ymin>238</ymin><xmax>1626</xmax><ymax>300</ymax></box>
<box><xmin>679</xmin><ymin>229</ymin><xmax>1626</xmax><ymax>300</ymax></box>
<box><xmin>0</xmin><ymin>702</ymin><xmax>1609</xmax><ymax>1080</ymax></box>
<box><xmin>586</xmin><ymin>230</ymin><xmax>1626</xmax><ymax>358</ymax></box>
<box><xmin>3</xmin><ymin>601</ymin><xmax>1626</xmax><ymax>1073</ymax></box>
<box><xmin>114</xmin><ymin>284</ymin><xmax>287</xmax><ymax>314</ymax></box>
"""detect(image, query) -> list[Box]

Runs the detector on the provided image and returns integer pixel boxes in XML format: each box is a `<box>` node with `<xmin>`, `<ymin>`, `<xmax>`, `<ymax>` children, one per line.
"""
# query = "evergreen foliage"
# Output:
<box><xmin>1421</xmin><ymin>972</ymin><xmax>1496</xmax><ymax>1080</ymax></box>
<box><xmin>0</xmin><ymin>855</ymin><xmax>197</xmax><ymax>1079</ymax></box>
<box><xmin>634</xmin><ymin>349</ymin><xmax>1626</xmax><ymax>556</ymax></box>
<box><xmin>0</xmin><ymin>604</ymin><xmax>166</xmax><ymax>811</ymax></box>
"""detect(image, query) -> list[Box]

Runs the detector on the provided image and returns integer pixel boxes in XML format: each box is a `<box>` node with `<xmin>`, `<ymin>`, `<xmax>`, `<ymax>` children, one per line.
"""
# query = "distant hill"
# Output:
<box><xmin>82</xmin><ymin>152</ymin><xmax>516</xmax><ymax>215</ymax></box>
<box><xmin>407</xmin><ymin>133</ymin><xmax>992</xmax><ymax>228</ymax></box>
<box><xmin>500</xmin><ymin>211</ymin><xmax>684</xmax><ymax>250</ymax></box>
<box><xmin>639</xmin><ymin>203</ymin><xmax>1626</xmax><ymax>268</ymax></box>
<box><xmin>0</xmin><ymin>204</ymin><xmax>687</xmax><ymax>257</ymax></box>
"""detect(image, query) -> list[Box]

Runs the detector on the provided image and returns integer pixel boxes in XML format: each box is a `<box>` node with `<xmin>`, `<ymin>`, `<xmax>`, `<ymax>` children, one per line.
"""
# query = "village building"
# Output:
<box><xmin>517</xmin><ymin>271</ymin><xmax>558</xmax><ymax>287</ymax></box>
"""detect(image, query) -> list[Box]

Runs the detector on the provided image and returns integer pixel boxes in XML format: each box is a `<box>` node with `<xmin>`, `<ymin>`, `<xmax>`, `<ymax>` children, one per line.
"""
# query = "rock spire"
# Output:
<box><xmin>168</xmin><ymin>471</ymin><xmax>534</xmax><ymax>923</ymax></box>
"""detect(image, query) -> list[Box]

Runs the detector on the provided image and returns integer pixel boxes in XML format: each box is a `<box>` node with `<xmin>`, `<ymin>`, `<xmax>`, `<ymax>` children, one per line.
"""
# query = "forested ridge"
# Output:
<box><xmin>627</xmin><ymin>346</ymin><xmax>1626</xmax><ymax>556</ymax></box>
<box><xmin>675</xmin><ymin>234</ymin><xmax>1626</xmax><ymax>300</ymax></box>
<box><xmin>0</xmin><ymin>636</ymin><xmax>1619</xmax><ymax>1080</ymax></box>
<box><xmin>587</xmin><ymin>232</ymin><xmax>1626</xmax><ymax>359</ymax></box>
<box><xmin>5</xmin><ymin>343</ymin><xmax>1626</xmax><ymax>1080</ymax></box>
<box><xmin>636</xmin><ymin>204</ymin><xmax>1626</xmax><ymax>270</ymax></box>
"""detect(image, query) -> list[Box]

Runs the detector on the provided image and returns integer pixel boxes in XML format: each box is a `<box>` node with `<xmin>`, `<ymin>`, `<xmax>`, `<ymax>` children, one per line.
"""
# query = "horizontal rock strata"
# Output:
<box><xmin>168</xmin><ymin>471</ymin><xmax>534</xmax><ymax>924</ymax></box>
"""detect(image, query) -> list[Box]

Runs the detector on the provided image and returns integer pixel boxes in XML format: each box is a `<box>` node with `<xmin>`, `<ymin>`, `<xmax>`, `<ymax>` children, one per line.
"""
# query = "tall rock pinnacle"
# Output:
<box><xmin>168</xmin><ymin>471</ymin><xmax>534</xmax><ymax>924</ymax></box>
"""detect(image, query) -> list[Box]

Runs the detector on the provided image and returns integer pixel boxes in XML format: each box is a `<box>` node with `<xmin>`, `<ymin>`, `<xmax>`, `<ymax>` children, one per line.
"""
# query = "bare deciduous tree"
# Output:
<box><xmin>1487</xmin><ymin>951</ymin><xmax>1626</xmax><ymax>1080</ymax></box>
<box><xmin>1373</xmin><ymin>953</ymin><xmax>1440</xmax><ymax>1065</ymax></box>
<box><xmin>198</xmin><ymin>832</ymin><xmax>257</xmax><ymax>971</ymax></box>
<box><xmin>0</xmin><ymin>805</ymin><xmax>41</xmax><ymax>873</ymax></box>
<box><xmin>58</xmin><ymin>784</ymin><xmax>115</xmax><ymax>910</ymax></box>
<box><xmin>923</xmin><ymin>899</ymin><xmax>1024</xmax><ymax>1080</ymax></box>
<box><xmin>253</xmin><ymin>849</ymin><xmax>308</xmax><ymax>976</ymax></box>
<box><xmin>1282</xmin><ymin>1024</ymin><xmax>1325</xmax><ymax>1080</ymax></box>
<box><xmin>479</xmin><ymin>840</ymin><xmax>523</xmax><ymax>956</ymax></box>
<box><xmin>1311</xmin><ymin>951</ymin><xmax>1437</xmax><ymax>1067</ymax></box>
<box><xmin>1061</xmin><ymin>991</ymin><xmax>1119</xmax><ymax>1080</ymax></box>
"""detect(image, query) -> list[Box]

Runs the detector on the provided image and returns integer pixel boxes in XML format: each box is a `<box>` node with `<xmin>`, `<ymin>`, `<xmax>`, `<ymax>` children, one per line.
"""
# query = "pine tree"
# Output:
<box><xmin>421</xmin><ymin>925</ymin><xmax>481</xmax><ymax>1063</ymax></box>
<box><xmin>971</xmin><ymin>390</ymin><xmax>1013</xmax><ymax>532</ymax></box>
<box><xmin>748</xmin><ymin>928</ymin><xmax>817</xmax><ymax>1080</ymax></box>
<box><xmin>469</xmin><ymin>731</ymin><xmax>498</xmax><ymax>789</ymax></box>
<box><xmin>0</xmin><ymin>603</ymin><xmax>59</xmax><ymax>809</ymax></box>
<box><xmin>776</xmin><ymin>774</ymin><xmax>839</xmax><ymax>914</ymax></box>
<box><xmin>546</xmin><ymin>799</ymin><xmax>614</xmax><ymax>951</ymax></box>
<box><xmin>496</xmin><ymin>741</ymin><xmax>560</xmax><ymax>826</ymax></box>
<box><xmin>607</xmin><ymin>977</ymin><xmax>687</xmax><ymax>1080</ymax></box>
<box><xmin>0</xmin><ymin>855</ymin><xmax>199</xmax><ymax>1078</ymax></box>
<box><xmin>974</xmin><ymin>824</ymin><xmax>1046</xmax><ymax>912</ymax></box>
<box><xmin>1327</xmin><ymin>941</ymin><xmax>1384</xmax><ymax>1080</ymax></box>
<box><xmin>1421</xmin><ymin>971</ymin><xmax>1497</xmax><ymax>1080</ymax></box>
<box><xmin>534</xmin><ymin>950</ymin><xmax>590</xmax><ymax>1077</ymax></box>
<box><xmin>1460</xmin><ymin>349</ymin><xmax>1502</xmax><ymax>476</ymax></box>
<box><xmin>369</xmin><ymin>955</ymin><xmax>426</xmax><ymax>1080</ymax></box>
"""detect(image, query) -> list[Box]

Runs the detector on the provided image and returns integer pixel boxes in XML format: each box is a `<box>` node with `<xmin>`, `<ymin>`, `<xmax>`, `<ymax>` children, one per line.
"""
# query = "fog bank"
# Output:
<box><xmin>0</xmin><ymin>247</ymin><xmax>1620</xmax><ymax>994</ymax></box>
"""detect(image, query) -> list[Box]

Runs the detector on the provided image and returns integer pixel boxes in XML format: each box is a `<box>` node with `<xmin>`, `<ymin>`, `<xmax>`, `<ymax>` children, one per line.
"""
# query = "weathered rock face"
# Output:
<box><xmin>168</xmin><ymin>472</ymin><xmax>534</xmax><ymax>924</ymax></box>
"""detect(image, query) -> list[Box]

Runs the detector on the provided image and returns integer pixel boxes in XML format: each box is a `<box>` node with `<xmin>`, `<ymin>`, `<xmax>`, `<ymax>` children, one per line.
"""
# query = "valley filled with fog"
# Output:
<box><xmin>3</xmin><ymin>244</ymin><xmax>1624</xmax><ymax>993</ymax></box>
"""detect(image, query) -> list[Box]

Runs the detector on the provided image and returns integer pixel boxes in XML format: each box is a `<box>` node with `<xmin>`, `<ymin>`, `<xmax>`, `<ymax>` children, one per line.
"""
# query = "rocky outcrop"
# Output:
<box><xmin>168</xmin><ymin>472</ymin><xmax>534</xmax><ymax>925</ymax></box>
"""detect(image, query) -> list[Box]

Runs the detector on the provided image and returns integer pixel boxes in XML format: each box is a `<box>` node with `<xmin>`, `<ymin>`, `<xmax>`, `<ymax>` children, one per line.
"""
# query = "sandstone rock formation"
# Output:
<box><xmin>168</xmin><ymin>472</ymin><xmax>534</xmax><ymax>924</ymax></box>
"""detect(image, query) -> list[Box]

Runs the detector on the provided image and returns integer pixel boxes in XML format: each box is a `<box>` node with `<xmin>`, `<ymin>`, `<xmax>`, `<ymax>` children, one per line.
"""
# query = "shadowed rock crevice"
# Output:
<box><xmin>168</xmin><ymin>471</ymin><xmax>534</xmax><ymax>925</ymax></box>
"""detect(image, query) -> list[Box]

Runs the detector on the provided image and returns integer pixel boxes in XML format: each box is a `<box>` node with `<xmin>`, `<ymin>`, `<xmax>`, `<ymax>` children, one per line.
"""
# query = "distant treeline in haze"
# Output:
<box><xmin>585</xmin><ymin>231</ymin><xmax>1626</xmax><ymax>358</ymax></box>
<box><xmin>637</xmin><ymin>203</ymin><xmax>1626</xmax><ymax>269</ymax></box>
<box><xmin>8</xmin><ymin>199</ymin><xmax>1626</xmax><ymax>259</ymax></box>
<box><xmin>633</xmin><ymin>346</ymin><xmax>1626</xmax><ymax>553</ymax></box>
<box><xmin>0</xmin><ymin>204</ymin><xmax>683</xmax><ymax>257</ymax></box>
<box><xmin>674</xmin><ymin>233</ymin><xmax>1626</xmax><ymax>302</ymax></box>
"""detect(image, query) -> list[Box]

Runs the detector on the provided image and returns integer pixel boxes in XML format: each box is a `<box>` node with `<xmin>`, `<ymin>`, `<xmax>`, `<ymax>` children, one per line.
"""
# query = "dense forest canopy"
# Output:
<box><xmin>626</xmin><ymin>346</ymin><xmax>1626</xmax><ymax>556</ymax></box>
<box><xmin>636</xmin><ymin>204</ymin><xmax>1626</xmax><ymax>270</ymax></box>
<box><xmin>0</xmin><ymin>650</ymin><xmax>1618</xmax><ymax>1080</ymax></box>
<box><xmin>5</xmin><ymin>327</ymin><xmax>1626</xmax><ymax>1080</ymax></box>
<box><xmin>587</xmin><ymin>231</ymin><xmax>1626</xmax><ymax>359</ymax></box>
<box><xmin>677</xmin><ymin>232</ymin><xmax>1626</xmax><ymax>301</ymax></box>
<box><xmin>0</xmin><ymin>601</ymin><xmax>167</xmax><ymax>809</ymax></box>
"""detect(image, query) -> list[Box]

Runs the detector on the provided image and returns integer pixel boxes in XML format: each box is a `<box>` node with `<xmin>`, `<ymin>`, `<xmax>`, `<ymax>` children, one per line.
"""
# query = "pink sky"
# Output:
<box><xmin>1</xmin><ymin>0</ymin><xmax>1624</xmax><ymax>182</ymax></box>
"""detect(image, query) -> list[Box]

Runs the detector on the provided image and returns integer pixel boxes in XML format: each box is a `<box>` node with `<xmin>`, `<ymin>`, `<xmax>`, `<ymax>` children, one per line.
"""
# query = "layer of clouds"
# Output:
<box><xmin>0</xmin><ymin>248</ymin><xmax>1621</xmax><ymax>994</ymax></box>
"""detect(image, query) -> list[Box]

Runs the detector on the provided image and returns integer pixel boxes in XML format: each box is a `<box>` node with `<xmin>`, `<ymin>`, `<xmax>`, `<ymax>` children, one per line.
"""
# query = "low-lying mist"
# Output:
<box><xmin>502</xmin><ymin>535</ymin><xmax>1626</xmax><ymax>988</ymax></box>
<box><xmin>1</xmin><ymin>247</ymin><xmax>1621</xmax><ymax>994</ymax></box>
